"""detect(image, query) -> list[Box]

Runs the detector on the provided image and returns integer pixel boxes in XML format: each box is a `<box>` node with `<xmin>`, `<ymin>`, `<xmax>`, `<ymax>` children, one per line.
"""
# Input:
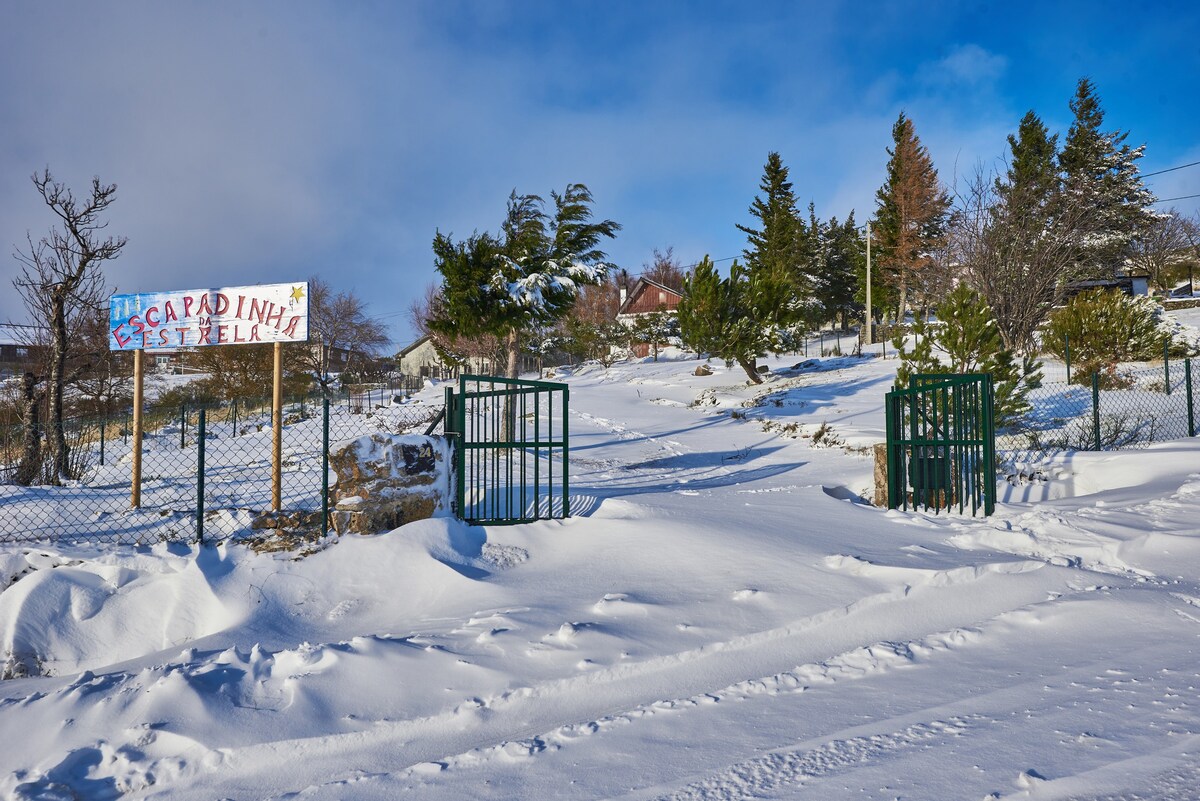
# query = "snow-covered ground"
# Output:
<box><xmin>4</xmin><ymin>343</ymin><xmax>1200</xmax><ymax>800</ymax></box>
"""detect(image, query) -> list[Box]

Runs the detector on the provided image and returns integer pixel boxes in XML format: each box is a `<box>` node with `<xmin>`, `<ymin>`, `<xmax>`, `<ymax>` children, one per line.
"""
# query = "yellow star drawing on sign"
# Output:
<box><xmin>290</xmin><ymin>285</ymin><xmax>305</xmax><ymax>303</ymax></box>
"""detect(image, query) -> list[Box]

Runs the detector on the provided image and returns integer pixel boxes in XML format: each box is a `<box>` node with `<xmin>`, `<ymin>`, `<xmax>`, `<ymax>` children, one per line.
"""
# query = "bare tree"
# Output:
<box><xmin>952</xmin><ymin>166</ymin><xmax>1094</xmax><ymax>354</ymax></box>
<box><xmin>406</xmin><ymin>282</ymin><xmax>504</xmax><ymax>374</ymax></box>
<box><xmin>1182</xmin><ymin>212</ymin><xmax>1200</xmax><ymax>295</ymax></box>
<box><xmin>1128</xmin><ymin>209</ymin><xmax>1197</xmax><ymax>292</ymax></box>
<box><xmin>641</xmin><ymin>246</ymin><xmax>686</xmax><ymax>291</ymax></box>
<box><xmin>572</xmin><ymin>276</ymin><xmax>621</xmax><ymax>324</ymax></box>
<box><xmin>298</xmin><ymin>276</ymin><xmax>391</xmax><ymax>395</ymax></box>
<box><xmin>12</xmin><ymin>170</ymin><xmax>125</xmax><ymax>484</ymax></box>
<box><xmin>71</xmin><ymin>307</ymin><xmax>134</xmax><ymax>416</ymax></box>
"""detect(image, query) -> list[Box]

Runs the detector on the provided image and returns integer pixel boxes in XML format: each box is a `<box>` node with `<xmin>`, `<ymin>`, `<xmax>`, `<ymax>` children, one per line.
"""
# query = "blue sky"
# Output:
<box><xmin>2</xmin><ymin>1</ymin><xmax>1198</xmax><ymax>345</ymax></box>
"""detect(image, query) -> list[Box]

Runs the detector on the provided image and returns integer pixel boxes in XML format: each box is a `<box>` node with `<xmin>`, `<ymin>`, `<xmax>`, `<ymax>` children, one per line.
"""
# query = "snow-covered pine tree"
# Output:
<box><xmin>430</xmin><ymin>184</ymin><xmax>620</xmax><ymax>378</ymax></box>
<box><xmin>873</xmin><ymin>113</ymin><xmax>952</xmax><ymax>321</ymax></box>
<box><xmin>630</xmin><ymin>306</ymin><xmax>679</xmax><ymax>362</ymax></box>
<box><xmin>1059</xmin><ymin>78</ymin><xmax>1158</xmax><ymax>276</ymax></box>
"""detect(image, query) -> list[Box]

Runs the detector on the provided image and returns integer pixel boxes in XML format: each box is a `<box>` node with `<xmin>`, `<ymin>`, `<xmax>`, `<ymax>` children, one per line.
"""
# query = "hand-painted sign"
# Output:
<box><xmin>109</xmin><ymin>282</ymin><xmax>309</xmax><ymax>351</ymax></box>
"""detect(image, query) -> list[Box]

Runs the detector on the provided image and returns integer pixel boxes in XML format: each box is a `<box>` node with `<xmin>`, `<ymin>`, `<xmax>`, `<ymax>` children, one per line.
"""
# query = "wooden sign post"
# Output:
<box><xmin>272</xmin><ymin>340</ymin><xmax>283</xmax><ymax>511</ymax></box>
<box><xmin>109</xmin><ymin>282</ymin><xmax>310</xmax><ymax>515</ymax></box>
<box><xmin>131</xmin><ymin>349</ymin><xmax>144</xmax><ymax>508</ymax></box>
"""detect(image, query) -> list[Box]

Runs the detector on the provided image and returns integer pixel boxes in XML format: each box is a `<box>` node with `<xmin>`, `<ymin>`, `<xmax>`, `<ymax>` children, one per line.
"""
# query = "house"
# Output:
<box><xmin>1062</xmin><ymin>274</ymin><xmax>1151</xmax><ymax>301</ymax></box>
<box><xmin>396</xmin><ymin>335</ymin><xmax>515</xmax><ymax>381</ymax></box>
<box><xmin>616</xmin><ymin>278</ymin><xmax>684</xmax><ymax>358</ymax></box>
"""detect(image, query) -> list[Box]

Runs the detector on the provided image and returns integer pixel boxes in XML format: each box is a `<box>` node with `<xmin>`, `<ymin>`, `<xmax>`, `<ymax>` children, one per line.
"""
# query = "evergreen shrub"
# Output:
<box><xmin>893</xmin><ymin>285</ymin><xmax>1041</xmax><ymax>424</ymax></box>
<box><xmin>1044</xmin><ymin>289</ymin><xmax>1180</xmax><ymax>384</ymax></box>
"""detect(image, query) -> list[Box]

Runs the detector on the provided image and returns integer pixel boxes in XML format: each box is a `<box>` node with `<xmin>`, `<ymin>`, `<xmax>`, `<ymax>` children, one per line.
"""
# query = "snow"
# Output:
<box><xmin>5</xmin><ymin>337</ymin><xmax>1200</xmax><ymax>799</ymax></box>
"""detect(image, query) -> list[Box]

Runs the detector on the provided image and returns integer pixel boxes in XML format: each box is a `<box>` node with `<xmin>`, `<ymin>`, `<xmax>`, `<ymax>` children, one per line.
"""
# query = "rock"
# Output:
<box><xmin>694</xmin><ymin>364</ymin><xmax>713</xmax><ymax>376</ymax></box>
<box><xmin>327</xmin><ymin>434</ymin><xmax>452</xmax><ymax>535</ymax></box>
<box><xmin>873</xmin><ymin>442</ymin><xmax>889</xmax><ymax>507</ymax></box>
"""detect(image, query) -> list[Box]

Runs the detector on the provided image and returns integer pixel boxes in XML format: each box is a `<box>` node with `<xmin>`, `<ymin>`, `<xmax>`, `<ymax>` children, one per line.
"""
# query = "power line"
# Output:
<box><xmin>1153</xmin><ymin>193</ymin><xmax>1200</xmax><ymax>204</ymax></box>
<box><xmin>677</xmin><ymin>255</ymin><xmax>738</xmax><ymax>271</ymax></box>
<box><xmin>1143</xmin><ymin>159</ymin><xmax>1200</xmax><ymax>178</ymax></box>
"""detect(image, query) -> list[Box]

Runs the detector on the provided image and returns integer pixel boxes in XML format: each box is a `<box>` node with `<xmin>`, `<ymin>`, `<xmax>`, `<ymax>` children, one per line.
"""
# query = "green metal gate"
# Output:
<box><xmin>444</xmin><ymin>375</ymin><xmax>570</xmax><ymax>525</ymax></box>
<box><xmin>885</xmin><ymin>373</ymin><xmax>996</xmax><ymax>516</ymax></box>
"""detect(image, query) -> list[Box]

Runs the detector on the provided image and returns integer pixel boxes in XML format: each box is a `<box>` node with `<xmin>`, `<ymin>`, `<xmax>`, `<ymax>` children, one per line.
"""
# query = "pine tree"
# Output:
<box><xmin>820</xmin><ymin>214</ymin><xmax>864</xmax><ymax>332</ymax></box>
<box><xmin>429</xmin><ymin>184</ymin><xmax>619</xmax><ymax>378</ymax></box>
<box><xmin>800</xmin><ymin>203</ymin><xmax>828</xmax><ymax>326</ymax></box>
<box><xmin>630</xmin><ymin>306</ymin><xmax>679</xmax><ymax>361</ymax></box>
<box><xmin>678</xmin><ymin>256</ymin><xmax>788</xmax><ymax>384</ymax></box>
<box><xmin>894</xmin><ymin>284</ymin><xmax>1039</xmax><ymax>423</ymax></box>
<box><xmin>677</xmin><ymin>256</ymin><xmax>730</xmax><ymax>358</ymax></box>
<box><xmin>873</xmin><ymin>113</ymin><xmax>952</xmax><ymax>320</ymax></box>
<box><xmin>1060</xmin><ymin>78</ymin><xmax>1158</xmax><ymax>275</ymax></box>
<box><xmin>737</xmin><ymin>152</ymin><xmax>808</xmax><ymax>313</ymax></box>
<box><xmin>970</xmin><ymin>110</ymin><xmax>1067</xmax><ymax>352</ymax></box>
<box><xmin>998</xmin><ymin>110</ymin><xmax>1059</xmax><ymax>207</ymax></box>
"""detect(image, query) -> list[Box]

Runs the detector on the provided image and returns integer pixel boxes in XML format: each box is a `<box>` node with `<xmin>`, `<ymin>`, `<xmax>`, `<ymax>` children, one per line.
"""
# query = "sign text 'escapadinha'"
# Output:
<box><xmin>109</xmin><ymin>282</ymin><xmax>309</xmax><ymax>351</ymax></box>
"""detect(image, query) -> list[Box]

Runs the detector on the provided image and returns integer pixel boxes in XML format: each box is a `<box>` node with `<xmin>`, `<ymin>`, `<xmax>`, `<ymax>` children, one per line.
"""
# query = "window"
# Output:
<box><xmin>15</xmin><ymin>347</ymin><xmax>28</xmax><ymax>358</ymax></box>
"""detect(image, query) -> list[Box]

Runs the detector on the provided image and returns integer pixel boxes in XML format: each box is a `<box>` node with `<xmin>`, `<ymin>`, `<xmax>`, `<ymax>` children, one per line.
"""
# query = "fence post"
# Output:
<box><xmin>452</xmin><ymin>386</ymin><xmax>466</xmax><ymax>521</ymax></box>
<box><xmin>322</xmin><ymin>396</ymin><xmax>330</xmax><ymax>535</ymax></box>
<box><xmin>1065</xmin><ymin>334</ymin><xmax>1071</xmax><ymax>384</ymax></box>
<box><xmin>99</xmin><ymin>416</ymin><xmax>106</xmax><ymax>466</ymax></box>
<box><xmin>1187</xmin><ymin>359</ymin><xmax>1195</xmax><ymax>438</ymax></box>
<box><xmin>196</xmin><ymin>408</ymin><xmax>206</xmax><ymax>545</ymax></box>
<box><xmin>1092</xmin><ymin>372</ymin><xmax>1102</xmax><ymax>450</ymax></box>
<box><xmin>181</xmin><ymin>403</ymin><xmax>187</xmax><ymax>449</ymax></box>
<box><xmin>1164</xmin><ymin>338</ymin><xmax>1171</xmax><ymax>395</ymax></box>
<box><xmin>562</xmin><ymin>385</ymin><xmax>570</xmax><ymax>518</ymax></box>
<box><xmin>232</xmin><ymin>398</ymin><xmax>238</xmax><ymax>437</ymax></box>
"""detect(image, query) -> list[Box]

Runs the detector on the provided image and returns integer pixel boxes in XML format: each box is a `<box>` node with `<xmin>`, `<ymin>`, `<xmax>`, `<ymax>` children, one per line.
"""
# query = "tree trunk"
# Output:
<box><xmin>737</xmin><ymin>357</ymin><xmax>764</xmax><ymax>384</ymax></box>
<box><xmin>15</xmin><ymin>373</ymin><xmax>43</xmax><ymax>486</ymax></box>
<box><xmin>47</xmin><ymin>289</ymin><xmax>70</xmax><ymax>483</ymax></box>
<box><xmin>505</xmin><ymin>328</ymin><xmax>520</xmax><ymax>379</ymax></box>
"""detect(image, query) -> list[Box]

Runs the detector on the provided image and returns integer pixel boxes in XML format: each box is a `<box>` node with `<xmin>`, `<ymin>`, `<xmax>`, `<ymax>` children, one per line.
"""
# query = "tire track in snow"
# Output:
<box><xmin>155</xmin><ymin>558</ymin><xmax>1070</xmax><ymax>799</ymax></box>
<box><xmin>394</xmin><ymin>629</ymin><xmax>984</xmax><ymax>781</ymax></box>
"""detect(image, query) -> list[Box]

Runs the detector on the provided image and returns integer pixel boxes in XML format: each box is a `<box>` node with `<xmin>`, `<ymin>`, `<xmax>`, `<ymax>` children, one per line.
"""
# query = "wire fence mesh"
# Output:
<box><xmin>0</xmin><ymin>385</ymin><xmax>442</xmax><ymax>546</ymax></box>
<box><xmin>998</xmin><ymin>357</ymin><xmax>1197</xmax><ymax>461</ymax></box>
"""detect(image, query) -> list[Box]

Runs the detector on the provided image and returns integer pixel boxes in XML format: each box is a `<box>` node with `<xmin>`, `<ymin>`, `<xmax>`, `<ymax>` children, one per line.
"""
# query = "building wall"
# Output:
<box><xmin>623</xmin><ymin>286</ymin><xmax>681</xmax><ymax>315</ymax></box>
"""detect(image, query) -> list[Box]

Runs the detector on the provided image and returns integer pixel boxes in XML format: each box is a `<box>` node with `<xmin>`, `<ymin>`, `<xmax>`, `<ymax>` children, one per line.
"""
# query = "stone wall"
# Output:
<box><xmin>328</xmin><ymin>434</ymin><xmax>453</xmax><ymax>535</ymax></box>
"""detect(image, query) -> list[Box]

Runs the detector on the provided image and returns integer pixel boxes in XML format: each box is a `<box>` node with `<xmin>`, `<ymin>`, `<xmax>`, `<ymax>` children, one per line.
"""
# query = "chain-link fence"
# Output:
<box><xmin>0</xmin><ymin>386</ymin><xmax>442</xmax><ymax>546</ymax></box>
<box><xmin>998</xmin><ymin>357</ymin><xmax>1197</xmax><ymax>459</ymax></box>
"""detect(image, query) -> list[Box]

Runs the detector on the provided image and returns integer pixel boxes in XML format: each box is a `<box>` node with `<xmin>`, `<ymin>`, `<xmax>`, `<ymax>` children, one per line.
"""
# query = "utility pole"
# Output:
<box><xmin>864</xmin><ymin>222</ymin><xmax>873</xmax><ymax>347</ymax></box>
